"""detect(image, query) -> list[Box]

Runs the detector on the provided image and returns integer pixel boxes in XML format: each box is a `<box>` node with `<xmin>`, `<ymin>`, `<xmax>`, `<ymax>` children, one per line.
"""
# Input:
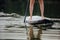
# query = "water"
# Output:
<box><xmin>0</xmin><ymin>16</ymin><xmax>60</xmax><ymax>40</ymax></box>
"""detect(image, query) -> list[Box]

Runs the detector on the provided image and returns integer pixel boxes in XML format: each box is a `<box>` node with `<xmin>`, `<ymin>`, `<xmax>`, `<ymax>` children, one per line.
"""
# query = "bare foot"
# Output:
<box><xmin>41</xmin><ymin>16</ymin><xmax>45</xmax><ymax>20</ymax></box>
<box><xmin>29</xmin><ymin>17</ymin><xmax>32</xmax><ymax>23</ymax></box>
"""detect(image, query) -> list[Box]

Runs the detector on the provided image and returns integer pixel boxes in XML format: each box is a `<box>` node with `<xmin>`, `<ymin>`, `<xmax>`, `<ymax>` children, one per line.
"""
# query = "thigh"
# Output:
<box><xmin>30</xmin><ymin>0</ymin><xmax>35</xmax><ymax>4</ymax></box>
<box><xmin>38</xmin><ymin>0</ymin><xmax>44</xmax><ymax>3</ymax></box>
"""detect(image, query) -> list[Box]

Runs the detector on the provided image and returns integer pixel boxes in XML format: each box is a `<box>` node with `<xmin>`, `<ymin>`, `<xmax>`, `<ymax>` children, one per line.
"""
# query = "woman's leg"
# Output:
<box><xmin>38</xmin><ymin>0</ymin><xmax>44</xmax><ymax>18</ymax></box>
<box><xmin>29</xmin><ymin>0</ymin><xmax>35</xmax><ymax>20</ymax></box>
<box><xmin>28</xmin><ymin>1</ymin><xmax>35</xmax><ymax>40</ymax></box>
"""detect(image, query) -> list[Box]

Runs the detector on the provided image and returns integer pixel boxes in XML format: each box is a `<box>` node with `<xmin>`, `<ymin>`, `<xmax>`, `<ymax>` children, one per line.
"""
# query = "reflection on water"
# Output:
<box><xmin>0</xmin><ymin>17</ymin><xmax>60</xmax><ymax>40</ymax></box>
<box><xmin>0</xmin><ymin>39</ymin><xmax>26</xmax><ymax>40</ymax></box>
<box><xmin>0</xmin><ymin>39</ymin><xmax>14</xmax><ymax>40</ymax></box>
